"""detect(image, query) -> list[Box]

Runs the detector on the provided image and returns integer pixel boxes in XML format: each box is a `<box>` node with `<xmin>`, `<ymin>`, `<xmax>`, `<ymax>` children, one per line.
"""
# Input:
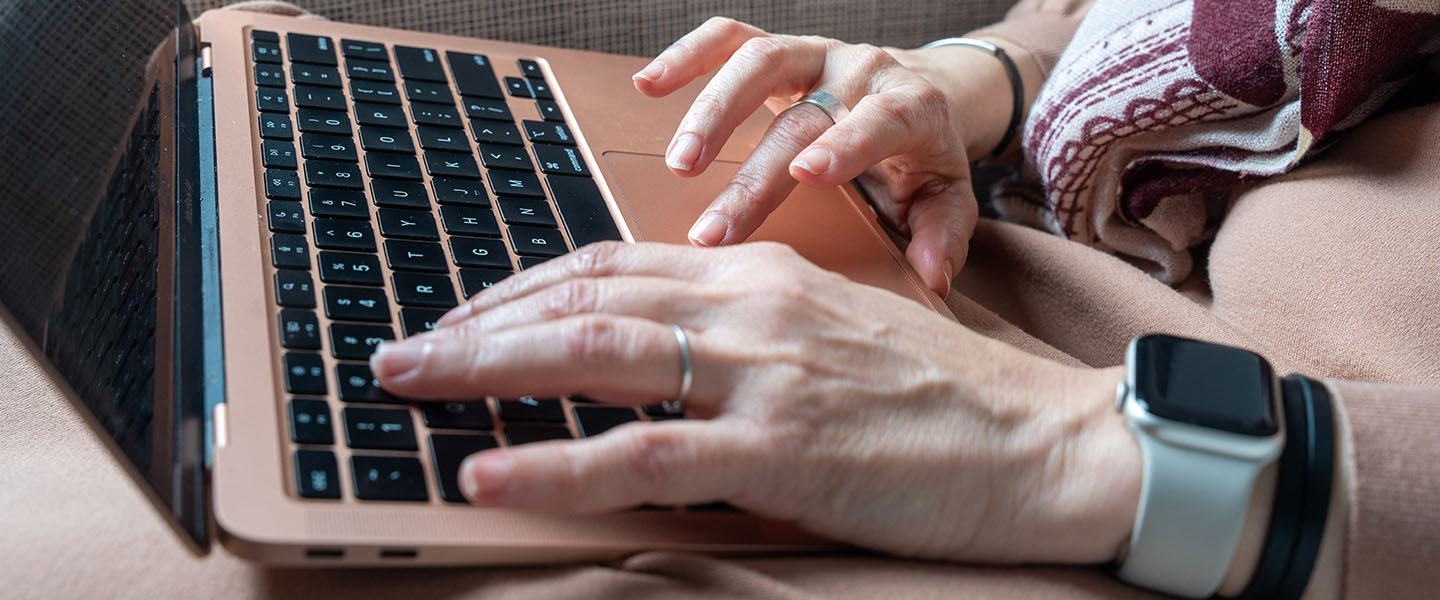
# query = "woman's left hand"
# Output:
<box><xmin>372</xmin><ymin>242</ymin><xmax>1139</xmax><ymax>563</ymax></box>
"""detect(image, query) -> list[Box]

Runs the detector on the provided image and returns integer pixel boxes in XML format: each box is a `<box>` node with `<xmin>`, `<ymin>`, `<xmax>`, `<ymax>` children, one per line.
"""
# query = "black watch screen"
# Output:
<box><xmin>1132</xmin><ymin>334</ymin><xmax>1278</xmax><ymax>436</ymax></box>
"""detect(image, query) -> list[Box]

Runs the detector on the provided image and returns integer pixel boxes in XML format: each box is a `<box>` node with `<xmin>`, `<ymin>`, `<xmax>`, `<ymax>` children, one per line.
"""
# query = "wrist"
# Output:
<box><xmin>890</xmin><ymin>37</ymin><xmax>1043</xmax><ymax>161</ymax></box>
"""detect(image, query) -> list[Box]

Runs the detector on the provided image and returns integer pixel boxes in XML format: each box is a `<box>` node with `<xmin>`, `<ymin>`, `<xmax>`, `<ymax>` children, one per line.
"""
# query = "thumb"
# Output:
<box><xmin>903</xmin><ymin>186</ymin><xmax>978</xmax><ymax>298</ymax></box>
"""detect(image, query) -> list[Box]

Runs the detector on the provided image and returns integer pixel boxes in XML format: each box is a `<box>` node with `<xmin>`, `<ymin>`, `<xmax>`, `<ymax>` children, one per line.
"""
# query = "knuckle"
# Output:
<box><xmin>852</xmin><ymin>43</ymin><xmax>896</xmax><ymax>73</ymax></box>
<box><xmin>543</xmin><ymin>279</ymin><xmax>598</xmax><ymax>319</ymax></box>
<box><xmin>722</xmin><ymin>171</ymin><xmax>767</xmax><ymax>209</ymax></box>
<box><xmin>737</xmin><ymin>36</ymin><xmax>789</xmax><ymax>71</ymax></box>
<box><xmin>622</xmin><ymin>428</ymin><xmax>685</xmax><ymax>491</ymax></box>
<box><xmin>865</xmin><ymin>91</ymin><xmax>926</xmax><ymax>133</ymax></box>
<box><xmin>561</xmin><ymin>316</ymin><xmax>620</xmax><ymax>365</ymax></box>
<box><xmin>688</xmin><ymin>90</ymin><xmax>730</xmax><ymax>124</ymax></box>
<box><xmin>703</xmin><ymin>15</ymin><xmax>738</xmax><ymax>34</ymax></box>
<box><xmin>568</xmin><ymin>241</ymin><xmax>623</xmax><ymax>278</ymax></box>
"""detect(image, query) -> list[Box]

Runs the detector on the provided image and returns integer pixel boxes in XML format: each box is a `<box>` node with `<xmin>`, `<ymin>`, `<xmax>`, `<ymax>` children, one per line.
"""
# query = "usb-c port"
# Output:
<box><xmin>305</xmin><ymin>548</ymin><xmax>344</xmax><ymax>559</ymax></box>
<box><xmin>380</xmin><ymin>549</ymin><xmax>418</xmax><ymax>559</ymax></box>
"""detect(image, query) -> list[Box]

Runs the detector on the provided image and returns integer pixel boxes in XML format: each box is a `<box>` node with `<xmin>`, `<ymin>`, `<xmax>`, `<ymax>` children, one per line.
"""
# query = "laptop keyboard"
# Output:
<box><xmin>245</xmin><ymin>29</ymin><xmax>689</xmax><ymax>506</ymax></box>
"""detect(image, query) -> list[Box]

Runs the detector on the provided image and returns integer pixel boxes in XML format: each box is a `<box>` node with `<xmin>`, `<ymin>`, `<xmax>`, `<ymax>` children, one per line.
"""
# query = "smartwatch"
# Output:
<box><xmin>1113</xmin><ymin>334</ymin><xmax>1286</xmax><ymax>598</ymax></box>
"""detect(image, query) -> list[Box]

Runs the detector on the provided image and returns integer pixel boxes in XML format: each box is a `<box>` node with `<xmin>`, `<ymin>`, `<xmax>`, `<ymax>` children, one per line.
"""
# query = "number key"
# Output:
<box><xmin>319</xmin><ymin>251</ymin><xmax>383</xmax><ymax>286</ymax></box>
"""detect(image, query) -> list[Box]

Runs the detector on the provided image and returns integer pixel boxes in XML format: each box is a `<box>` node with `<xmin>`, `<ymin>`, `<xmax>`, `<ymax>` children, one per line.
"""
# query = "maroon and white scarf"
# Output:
<box><xmin>997</xmin><ymin>0</ymin><xmax>1440</xmax><ymax>283</ymax></box>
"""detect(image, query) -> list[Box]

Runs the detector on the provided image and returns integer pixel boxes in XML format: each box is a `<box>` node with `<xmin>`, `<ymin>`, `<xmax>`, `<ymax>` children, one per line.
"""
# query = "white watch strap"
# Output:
<box><xmin>1116</xmin><ymin>432</ymin><xmax>1263</xmax><ymax>597</ymax></box>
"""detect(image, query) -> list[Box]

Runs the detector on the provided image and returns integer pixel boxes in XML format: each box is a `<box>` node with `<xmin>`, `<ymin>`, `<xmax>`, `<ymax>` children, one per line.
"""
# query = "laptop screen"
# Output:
<box><xmin>0</xmin><ymin>0</ymin><xmax>209</xmax><ymax>547</ymax></box>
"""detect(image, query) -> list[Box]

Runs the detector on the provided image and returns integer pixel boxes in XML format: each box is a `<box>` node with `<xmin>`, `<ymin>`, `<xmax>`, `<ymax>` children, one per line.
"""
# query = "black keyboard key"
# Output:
<box><xmin>497</xmin><ymin>397</ymin><xmax>565</xmax><ymax>423</ymax></box>
<box><xmin>283</xmin><ymin>352</ymin><xmax>327</xmax><ymax>394</ymax></box>
<box><xmin>291</xmin><ymin>64</ymin><xmax>342</xmax><ymax>88</ymax></box>
<box><xmin>405</xmin><ymin>80</ymin><xmax>454</xmax><ymax>105</ymax></box>
<box><xmin>488</xmin><ymin>171</ymin><xmax>545</xmax><ymax>198</ymax></box>
<box><xmin>440</xmin><ymin>205</ymin><xmax>500</xmax><ymax>238</ymax></box>
<box><xmin>504</xmin><ymin>425</ymin><xmax>571</xmax><ymax>445</ymax></box>
<box><xmin>341</xmin><ymin>39</ymin><xmax>387</xmax><ymax>60</ymax></box>
<box><xmin>300</xmin><ymin>133</ymin><xmax>358</xmax><ymax>162</ymax></box>
<box><xmin>384</xmin><ymin>240</ymin><xmax>448</xmax><ymax>272</ymax></box>
<box><xmin>271</xmin><ymin>234</ymin><xmax>311</xmax><ymax>269</ymax></box>
<box><xmin>643</xmin><ymin>403</ymin><xmax>684</xmax><ymax>419</ymax></box>
<box><xmin>364</xmin><ymin>153</ymin><xmax>424</xmax><ymax>180</ymax></box>
<box><xmin>423</xmin><ymin>402</ymin><xmax>493</xmax><ymax>431</ymax></box>
<box><xmin>430</xmin><ymin>433</ymin><xmax>499</xmax><ymax>503</ymax></box>
<box><xmin>463</xmin><ymin>98</ymin><xmax>513</xmax><ymax>122</ymax></box>
<box><xmin>290</xmin><ymin>399</ymin><xmax>335</xmax><ymax>444</ymax></box>
<box><xmin>251</xmin><ymin>30</ymin><xmax>280</xmax><ymax>43</ymax></box>
<box><xmin>504</xmin><ymin>76</ymin><xmax>533</xmax><ymax>98</ymax></box>
<box><xmin>522</xmin><ymin>120</ymin><xmax>574</xmax><ymax>145</ymax></box>
<box><xmin>319</xmin><ymin>251</ymin><xmax>383</xmax><ymax>286</ymax></box>
<box><xmin>359</xmin><ymin>127</ymin><xmax>415</xmax><ymax>153</ymax></box>
<box><xmin>296</xmin><ymin>108</ymin><xmax>352</xmax><ymax>135</ymax></box>
<box><xmin>458</xmin><ymin>268</ymin><xmax>512</xmax><ymax>298</ymax></box>
<box><xmin>432</xmin><ymin>177</ymin><xmax>489</xmax><ymax>207</ymax></box>
<box><xmin>305</xmin><ymin>160</ymin><xmax>364</xmax><ymax>190</ymax></box>
<box><xmin>253</xmin><ymin>41</ymin><xmax>283</xmax><ymax>63</ymax></box>
<box><xmin>447</xmin><ymin>52</ymin><xmax>504</xmax><ymax>99</ymax></box>
<box><xmin>497</xmin><ymin>197</ymin><xmax>557</xmax><ymax>227</ymax></box>
<box><xmin>264</xmin><ymin>168</ymin><xmax>301</xmax><ymax>199</ymax></box>
<box><xmin>410</xmin><ymin>103</ymin><xmax>463</xmax><ymax>128</ymax></box>
<box><xmin>469</xmin><ymin>118</ymin><xmax>523</xmax><ymax>146</ymax></box>
<box><xmin>417</xmin><ymin>126</ymin><xmax>470</xmax><ymax>152</ymax></box>
<box><xmin>295</xmin><ymin>450</ymin><xmax>341</xmax><ymax>499</ymax></box>
<box><xmin>537</xmin><ymin>99</ymin><xmax>564</xmax><ymax>122</ymax></box>
<box><xmin>355</xmin><ymin>102</ymin><xmax>407</xmax><ymax>127</ymax></box>
<box><xmin>549</xmin><ymin>175</ymin><xmax>624</xmax><ymax>248</ymax></box>
<box><xmin>343</xmin><ymin>407</ymin><xmax>417</xmax><ymax>450</ymax></box>
<box><xmin>313</xmin><ymin>218</ymin><xmax>376</xmax><ymax>252</ymax></box>
<box><xmin>279</xmin><ymin>309</ymin><xmax>322</xmax><ymax>349</ymax></box>
<box><xmin>393</xmin><ymin>45</ymin><xmax>447</xmax><ymax>82</ymax></box>
<box><xmin>287</xmin><ymin>33</ymin><xmax>338</xmax><ymax>66</ymax></box>
<box><xmin>329</xmin><ymin>323</ymin><xmax>394</xmax><ymax>360</ymax></box>
<box><xmin>377</xmin><ymin>208</ymin><xmax>439</xmax><ymax>240</ymax></box>
<box><xmin>371</xmin><ymin>179</ymin><xmax>429</xmax><ymax>209</ymax></box>
<box><xmin>400</xmin><ymin>307</ymin><xmax>447</xmax><ymax>337</ymax></box>
<box><xmin>518</xmin><ymin>256</ymin><xmax>552</xmax><ymax>270</ymax></box>
<box><xmin>517</xmin><ymin>59</ymin><xmax>542</xmax><ymax>78</ymax></box>
<box><xmin>508</xmin><ymin>226</ymin><xmax>567</xmax><ymax>257</ymax></box>
<box><xmin>324</xmin><ymin>285</ymin><xmax>392</xmax><ymax>322</ymax></box>
<box><xmin>256</xmin><ymin>86</ymin><xmax>290</xmax><ymax>113</ymax></box>
<box><xmin>275</xmin><ymin>269</ymin><xmax>317</xmax><ymax>307</ymax></box>
<box><xmin>336</xmin><ymin>363</ymin><xmax>403</xmax><ymax>403</ymax></box>
<box><xmin>477</xmin><ymin>143</ymin><xmax>534</xmax><ymax>171</ymax></box>
<box><xmin>309</xmin><ymin>188</ymin><xmax>369</xmax><ymax>219</ymax></box>
<box><xmin>268</xmin><ymin>200</ymin><xmax>306</xmax><ymax>233</ymax></box>
<box><xmin>345</xmin><ymin>57</ymin><xmax>395</xmax><ymax>82</ymax></box>
<box><xmin>262</xmin><ymin>139</ymin><xmax>298</xmax><ymax>168</ymax></box>
<box><xmin>254</xmin><ymin>64</ymin><xmax>285</xmax><ymax>87</ymax></box>
<box><xmin>351</xmin><ymin>455</ymin><xmax>428</xmax><ymax>501</ymax></box>
<box><xmin>573</xmin><ymin>406</ymin><xmax>640</xmax><ymax>438</ymax></box>
<box><xmin>349</xmin><ymin>80</ymin><xmax>403</xmax><ymax>105</ymax></box>
<box><xmin>258</xmin><ymin>114</ymin><xmax>293</xmax><ymax>139</ymax></box>
<box><xmin>293</xmin><ymin>85</ymin><xmax>346</xmax><ymax>110</ymax></box>
<box><xmin>450</xmin><ymin>237</ymin><xmax>511</xmax><ymax>269</ymax></box>
<box><xmin>527</xmin><ymin>78</ymin><xmax>554</xmax><ymax>100</ymax></box>
<box><xmin>392</xmin><ymin>272</ymin><xmax>457</xmax><ymax>307</ymax></box>
<box><xmin>533</xmin><ymin>143</ymin><xmax>591</xmax><ymax>176</ymax></box>
<box><xmin>424</xmin><ymin>151</ymin><xmax>481</xmax><ymax>179</ymax></box>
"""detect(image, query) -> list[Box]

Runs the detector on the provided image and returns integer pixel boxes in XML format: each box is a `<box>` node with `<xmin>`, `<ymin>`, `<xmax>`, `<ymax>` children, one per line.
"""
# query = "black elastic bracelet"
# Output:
<box><xmin>920</xmin><ymin>37</ymin><xmax>1025</xmax><ymax>161</ymax></box>
<box><xmin>1275</xmin><ymin>375</ymin><xmax>1335</xmax><ymax>600</ymax></box>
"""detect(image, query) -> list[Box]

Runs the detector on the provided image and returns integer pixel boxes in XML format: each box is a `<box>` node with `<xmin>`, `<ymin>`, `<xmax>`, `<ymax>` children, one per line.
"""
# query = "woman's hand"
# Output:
<box><xmin>630</xmin><ymin>18</ymin><xmax>1030</xmax><ymax>296</ymax></box>
<box><xmin>372</xmin><ymin>242</ymin><xmax>1139</xmax><ymax>563</ymax></box>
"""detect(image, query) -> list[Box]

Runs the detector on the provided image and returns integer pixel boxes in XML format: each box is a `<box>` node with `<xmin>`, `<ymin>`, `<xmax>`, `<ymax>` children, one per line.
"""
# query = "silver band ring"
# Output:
<box><xmin>790</xmin><ymin>90</ymin><xmax>850</xmax><ymax>124</ymax></box>
<box><xmin>663</xmin><ymin>324</ymin><xmax>693</xmax><ymax>415</ymax></box>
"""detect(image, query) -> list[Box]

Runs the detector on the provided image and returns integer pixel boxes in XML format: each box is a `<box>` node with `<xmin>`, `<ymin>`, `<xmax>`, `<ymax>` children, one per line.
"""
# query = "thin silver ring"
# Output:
<box><xmin>789</xmin><ymin>90</ymin><xmax>850</xmax><ymax>124</ymax></box>
<box><xmin>663</xmin><ymin>324</ymin><xmax>693</xmax><ymax>415</ymax></box>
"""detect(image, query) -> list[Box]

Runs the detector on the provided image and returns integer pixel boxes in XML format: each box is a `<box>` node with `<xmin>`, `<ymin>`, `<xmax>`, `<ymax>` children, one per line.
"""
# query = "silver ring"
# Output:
<box><xmin>790</xmin><ymin>90</ymin><xmax>850</xmax><ymax>124</ymax></box>
<box><xmin>663</xmin><ymin>324</ymin><xmax>693</xmax><ymax>415</ymax></box>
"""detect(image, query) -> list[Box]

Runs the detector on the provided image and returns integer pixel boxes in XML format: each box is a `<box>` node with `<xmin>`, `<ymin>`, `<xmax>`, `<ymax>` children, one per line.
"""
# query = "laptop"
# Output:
<box><xmin>0</xmin><ymin>0</ymin><xmax>954</xmax><ymax>565</ymax></box>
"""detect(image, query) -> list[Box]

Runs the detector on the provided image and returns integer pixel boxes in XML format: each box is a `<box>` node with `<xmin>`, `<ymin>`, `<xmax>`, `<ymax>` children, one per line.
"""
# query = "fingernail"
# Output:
<box><xmin>632</xmin><ymin>61</ymin><xmax>666</xmax><ymax>83</ymax></box>
<box><xmin>791</xmin><ymin>147</ymin><xmax>833</xmax><ymax>176</ymax></box>
<box><xmin>943</xmin><ymin>259</ymin><xmax>956</xmax><ymax>290</ymax></box>
<box><xmin>460</xmin><ymin>453</ymin><xmax>515</xmax><ymax>503</ymax></box>
<box><xmin>370</xmin><ymin>341</ymin><xmax>428</xmax><ymax>381</ymax></box>
<box><xmin>436</xmin><ymin>303</ymin><xmax>472</xmax><ymax>327</ymax></box>
<box><xmin>666</xmin><ymin>133</ymin><xmax>702</xmax><ymax>171</ymax></box>
<box><xmin>688</xmin><ymin>212</ymin><xmax>728</xmax><ymax>247</ymax></box>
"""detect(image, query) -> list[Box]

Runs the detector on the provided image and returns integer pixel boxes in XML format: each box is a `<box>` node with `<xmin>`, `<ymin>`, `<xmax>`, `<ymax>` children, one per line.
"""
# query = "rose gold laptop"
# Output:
<box><xmin>0</xmin><ymin>1</ymin><xmax>952</xmax><ymax>565</ymax></box>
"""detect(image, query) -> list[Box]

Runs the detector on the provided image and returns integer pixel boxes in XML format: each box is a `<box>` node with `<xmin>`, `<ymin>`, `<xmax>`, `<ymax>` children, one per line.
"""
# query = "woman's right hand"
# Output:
<box><xmin>630</xmin><ymin>18</ymin><xmax>1033</xmax><ymax>295</ymax></box>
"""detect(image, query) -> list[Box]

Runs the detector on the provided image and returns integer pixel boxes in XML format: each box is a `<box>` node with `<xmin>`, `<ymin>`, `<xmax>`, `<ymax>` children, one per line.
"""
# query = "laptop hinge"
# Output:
<box><xmin>200</xmin><ymin>44</ymin><xmax>213</xmax><ymax>77</ymax></box>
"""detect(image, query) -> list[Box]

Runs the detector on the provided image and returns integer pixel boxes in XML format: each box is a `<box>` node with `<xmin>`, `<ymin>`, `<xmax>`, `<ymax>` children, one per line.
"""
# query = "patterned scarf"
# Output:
<box><xmin>996</xmin><ymin>0</ymin><xmax>1440</xmax><ymax>283</ymax></box>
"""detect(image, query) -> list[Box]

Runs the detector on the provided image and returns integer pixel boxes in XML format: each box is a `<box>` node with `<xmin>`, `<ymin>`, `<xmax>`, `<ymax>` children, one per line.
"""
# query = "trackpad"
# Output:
<box><xmin>600</xmin><ymin>151</ymin><xmax>928</xmax><ymax>304</ymax></box>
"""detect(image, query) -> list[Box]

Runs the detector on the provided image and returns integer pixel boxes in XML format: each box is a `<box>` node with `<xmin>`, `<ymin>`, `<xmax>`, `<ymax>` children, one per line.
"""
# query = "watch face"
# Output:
<box><xmin>1133</xmin><ymin>334</ymin><xmax>1278</xmax><ymax>436</ymax></box>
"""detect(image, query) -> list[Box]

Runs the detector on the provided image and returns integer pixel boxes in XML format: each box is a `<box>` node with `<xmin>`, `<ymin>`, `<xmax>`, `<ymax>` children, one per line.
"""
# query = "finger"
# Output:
<box><xmin>663</xmin><ymin>35</ymin><xmax>828</xmax><ymax>176</ymax></box>
<box><xmin>787</xmin><ymin>81</ymin><xmax>948</xmax><ymax>189</ymax></box>
<box><xmin>686</xmin><ymin>101</ymin><xmax>835</xmax><ymax>247</ymax></box>
<box><xmin>902</xmin><ymin>186</ymin><xmax>978</xmax><ymax>297</ymax></box>
<box><xmin>433</xmin><ymin>276</ymin><xmax>710</xmax><ymax>339</ymax></box>
<box><xmin>437</xmin><ymin>241</ymin><xmax>714</xmax><ymax>327</ymax></box>
<box><xmin>631</xmin><ymin>16</ymin><xmax>766</xmax><ymax>97</ymax></box>
<box><xmin>372</xmin><ymin>315</ymin><xmax>721</xmax><ymax>411</ymax></box>
<box><xmin>458</xmin><ymin>420</ymin><xmax>762</xmax><ymax>511</ymax></box>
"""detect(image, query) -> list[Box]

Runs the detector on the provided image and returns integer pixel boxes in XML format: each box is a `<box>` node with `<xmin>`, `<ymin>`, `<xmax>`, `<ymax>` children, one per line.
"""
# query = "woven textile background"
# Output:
<box><xmin>185</xmin><ymin>0</ymin><xmax>1013</xmax><ymax>57</ymax></box>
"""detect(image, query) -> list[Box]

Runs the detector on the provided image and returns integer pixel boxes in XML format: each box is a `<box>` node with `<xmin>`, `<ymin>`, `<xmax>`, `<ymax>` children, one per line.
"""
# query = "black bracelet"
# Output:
<box><xmin>920</xmin><ymin>37</ymin><xmax>1026</xmax><ymax>161</ymax></box>
<box><xmin>1232</xmin><ymin>375</ymin><xmax>1335</xmax><ymax>600</ymax></box>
